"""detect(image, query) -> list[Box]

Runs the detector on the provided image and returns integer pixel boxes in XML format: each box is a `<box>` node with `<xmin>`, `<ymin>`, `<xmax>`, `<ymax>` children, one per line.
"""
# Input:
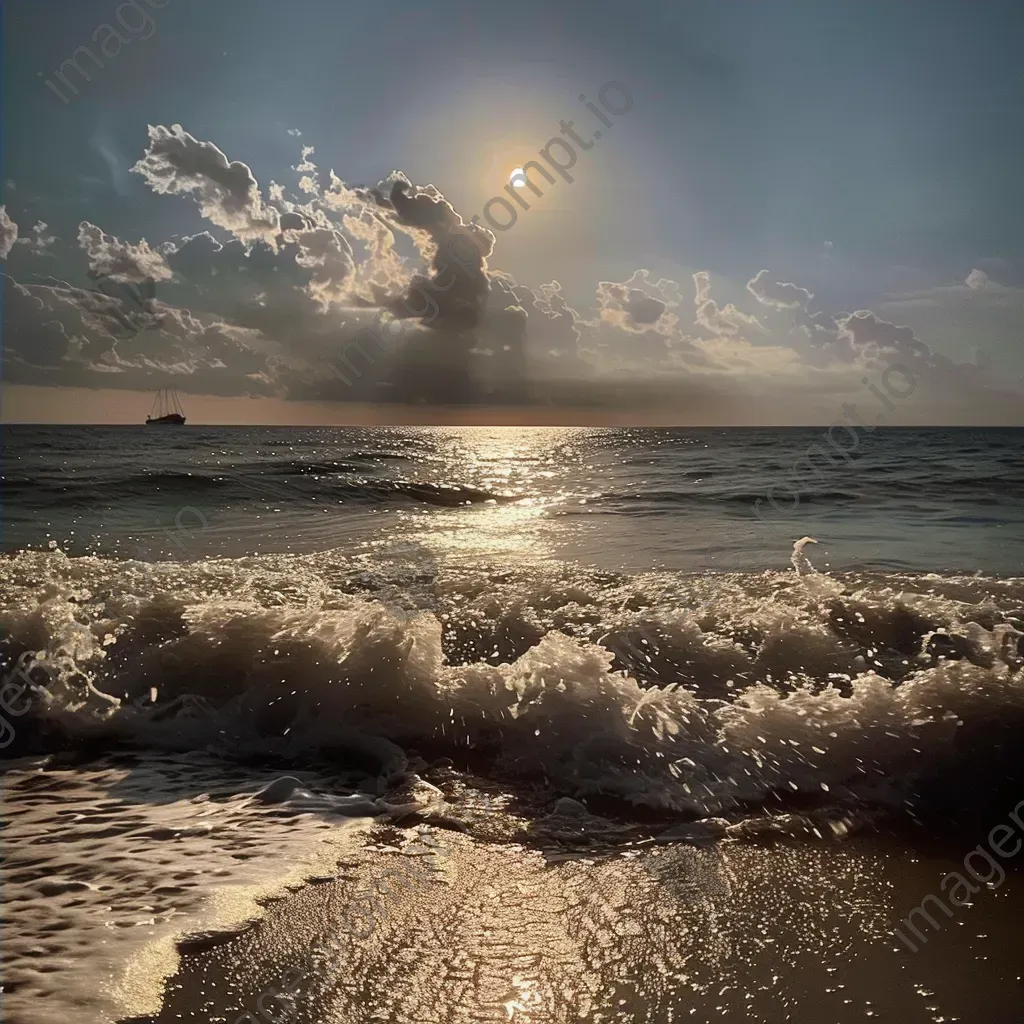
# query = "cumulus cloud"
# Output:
<box><xmin>16</xmin><ymin>220</ymin><xmax>58</xmax><ymax>257</ymax></box>
<box><xmin>162</xmin><ymin>230</ymin><xmax>330</xmax><ymax>348</ymax></box>
<box><xmin>625</xmin><ymin>289</ymin><xmax>666</xmax><ymax>324</ymax></box>
<box><xmin>525</xmin><ymin>270</ymin><xmax>681</xmax><ymax>379</ymax></box>
<box><xmin>342</xmin><ymin>210</ymin><xmax>411</xmax><ymax>304</ymax></box>
<box><xmin>694</xmin><ymin>271</ymin><xmax>762</xmax><ymax>336</ymax></box>
<box><xmin>965</xmin><ymin>268</ymin><xmax>997</xmax><ymax>293</ymax></box>
<box><xmin>528</xmin><ymin>280</ymin><xmax>584</xmax><ymax>365</ymax></box>
<box><xmin>873</xmin><ymin>270</ymin><xmax>1024</xmax><ymax>389</ymax></box>
<box><xmin>8</xmin><ymin>121</ymin><xmax>1023</xmax><ymax>421</ymax></box>
<box><xmin>285</xmin><ymin>215</ymin><xmax>355</xmax><ymax>312</ymax></box>
<box><xmin>746</xmin><ymin>269</ymin><xmax>814</xmax><ymax>310</ymax></box>
<box><xmin>359</xmin><ymin>172</ymin><xmax>495</xmax><ymax>334</ymax></box>
<box><xmin>0</xmin><ymin>205</ymin><xmax>18</xmax><ymax>259</ymax></box>
<box><xmin>836</xmin><ymin>310</ymin><xmax>931</xmax><ymax>363</ymax></box>
<box><xmin>77</xmin><ymin>222</ymin><xmax>173</xmax><ymax>283</ymax></box>
<box><xmin>593</xmin><ymin>269</ymin><xmax>682</xmax><ymax>335</ymax></box>
<box><xmin>132</xmin><ymin>124</ymin><xmax>282</xmax><ymax>247</ymax></box>
<box><xmin>596</xmin><ymin>280</ymin><xmax>663</xmax><ymax>330</ymax></box>
<box><xmin>3</xmin><ymin>269</ymin><xmax>288</xmax><ymax>395</ymax></box>
<box><xmin>5</xmin><ymin>280</ymin><xmax>81</xmax><ymax>369</ymax></box>
<box><xmin>278</xmin><ymin>210</ymin><xmax>314</xmax><ymax>232</ymax></box>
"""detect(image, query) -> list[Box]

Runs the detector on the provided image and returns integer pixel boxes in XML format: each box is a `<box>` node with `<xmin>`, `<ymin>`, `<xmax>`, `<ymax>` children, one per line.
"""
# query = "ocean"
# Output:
<box><xmin>2</xmin><ymin>425</ymin><xmax>1023</xmax><ymax>1023</ymax></box>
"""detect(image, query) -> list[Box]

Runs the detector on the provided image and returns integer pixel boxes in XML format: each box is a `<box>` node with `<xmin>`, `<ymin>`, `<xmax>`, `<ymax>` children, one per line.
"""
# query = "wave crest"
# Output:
<box><xmin>2</xmin><ymin>545</ymin><xmax>1022</xmax><ymax>822</ymax></box>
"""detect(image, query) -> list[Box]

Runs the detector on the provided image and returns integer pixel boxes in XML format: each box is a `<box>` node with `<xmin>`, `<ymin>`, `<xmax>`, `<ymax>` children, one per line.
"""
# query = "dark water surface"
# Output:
<box><xmin>3</xmin><ymin>425</ymin><xmax>1023</xmax><ymax>572</ymax></box>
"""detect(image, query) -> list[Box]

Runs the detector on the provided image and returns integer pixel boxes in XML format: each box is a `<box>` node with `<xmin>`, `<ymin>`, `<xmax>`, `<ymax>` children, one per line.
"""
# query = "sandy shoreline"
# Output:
<box><xmin>4</xmin><ymin>749</ymin><xmax>1024</xmax><ymax>1023</ymax></box>
<box><xmin>116</xmin><ymin>827</ymin><xmax>1024</xmax><ymax>1024</ymax></box>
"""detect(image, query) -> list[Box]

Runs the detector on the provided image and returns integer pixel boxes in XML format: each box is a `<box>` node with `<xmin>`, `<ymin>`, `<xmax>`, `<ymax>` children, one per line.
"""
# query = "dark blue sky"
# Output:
<box><xmin>3</xmin><ymin>0</ymin><xmax>1023</xmax><ymax>421</ymax></box>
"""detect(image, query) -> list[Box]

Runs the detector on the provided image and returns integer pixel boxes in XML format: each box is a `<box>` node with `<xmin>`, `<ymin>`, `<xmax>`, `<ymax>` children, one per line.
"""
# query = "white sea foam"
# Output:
<box><xmin>2</xmin><ymin>543</ymin><xmax>1022</xmax><ymax>809</ymax></box>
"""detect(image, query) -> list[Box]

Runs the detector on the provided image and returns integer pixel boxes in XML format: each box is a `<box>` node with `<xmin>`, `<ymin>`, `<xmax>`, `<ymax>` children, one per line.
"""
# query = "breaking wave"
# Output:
<box><xmin>3</xmin><ymin>539</ymin><xmax>1023</xmax><ymax>827</ymax></box>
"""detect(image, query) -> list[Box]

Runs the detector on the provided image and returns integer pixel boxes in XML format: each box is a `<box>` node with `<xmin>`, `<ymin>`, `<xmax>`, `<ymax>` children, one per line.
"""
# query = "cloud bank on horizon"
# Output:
<box><xmin>2</xmin><ymin>123</ymin><xmax>1023</xmax><ymax>423</ymax></box>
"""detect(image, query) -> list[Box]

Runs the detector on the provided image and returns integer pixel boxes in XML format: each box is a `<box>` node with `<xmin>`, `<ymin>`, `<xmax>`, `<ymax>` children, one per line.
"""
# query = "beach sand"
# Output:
<box><xmin>113</xmin><ymin>824</ymin><xmax>1024</xmax><ymax>1023</ymax></box>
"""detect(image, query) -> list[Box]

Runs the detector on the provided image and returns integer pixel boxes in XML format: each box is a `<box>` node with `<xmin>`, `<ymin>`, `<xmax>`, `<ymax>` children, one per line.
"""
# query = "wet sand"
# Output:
<box><xmin>120</xmin><ymin>827</ymin><xmax>1024</xmax><ymax>1024</ymax></box>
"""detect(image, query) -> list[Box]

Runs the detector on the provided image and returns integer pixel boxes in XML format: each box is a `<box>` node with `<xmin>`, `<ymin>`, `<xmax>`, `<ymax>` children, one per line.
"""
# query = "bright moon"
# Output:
<box><xmin>509</xmin><ymin>167</ymin><xmax>526</xmax><ymax>188</ymax></box>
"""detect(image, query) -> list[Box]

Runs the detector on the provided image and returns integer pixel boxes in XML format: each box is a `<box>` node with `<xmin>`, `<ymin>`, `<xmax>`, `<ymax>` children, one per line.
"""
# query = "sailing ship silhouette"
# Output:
<box><xmin>146</xmin><ymin>388</ymin><xmax>186</xmax><ymax>425</ymax></box>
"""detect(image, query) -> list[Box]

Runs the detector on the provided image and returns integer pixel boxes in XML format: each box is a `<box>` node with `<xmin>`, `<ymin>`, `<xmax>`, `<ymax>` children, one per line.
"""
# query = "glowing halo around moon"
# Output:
<box><xmin>509</xmin><ymin>167</ymin><xmax>527</xmax><ymax>188</ymax></box>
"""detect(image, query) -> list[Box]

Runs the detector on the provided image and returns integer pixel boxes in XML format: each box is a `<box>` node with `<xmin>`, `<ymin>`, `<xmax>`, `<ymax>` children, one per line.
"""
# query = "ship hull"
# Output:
<box><xmin>145</xmin><ymin>414</ymin><xmax>186</xmax><ymax>425</ymax></box>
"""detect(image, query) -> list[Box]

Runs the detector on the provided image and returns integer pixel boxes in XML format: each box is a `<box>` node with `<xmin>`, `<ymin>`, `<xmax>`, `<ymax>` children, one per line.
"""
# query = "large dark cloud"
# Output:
<box><xmin>357</xmin><ymin>173</ymin><xmax>495</xmax><ymax>335</ymax></box>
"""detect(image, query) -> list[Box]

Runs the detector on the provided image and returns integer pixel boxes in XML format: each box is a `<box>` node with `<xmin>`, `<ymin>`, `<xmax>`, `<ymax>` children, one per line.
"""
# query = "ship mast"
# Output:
<box><xmin>146</xmin><ymin>388</ymin><xmax>186</xmax><ymax>421</ymax></box>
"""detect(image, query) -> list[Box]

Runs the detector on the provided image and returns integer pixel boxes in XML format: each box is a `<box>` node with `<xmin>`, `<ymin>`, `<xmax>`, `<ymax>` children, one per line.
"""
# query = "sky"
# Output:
<box><xmin>2</xmin><ymin>0</ymin><xmax>1023</xmax><ymax>424</ymax></box>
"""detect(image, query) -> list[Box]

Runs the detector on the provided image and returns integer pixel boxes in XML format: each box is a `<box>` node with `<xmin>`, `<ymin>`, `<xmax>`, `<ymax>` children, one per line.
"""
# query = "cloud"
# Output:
<box><xmin>162</xmin><ymin>230</ymin><xmax>330</xmax><ymax>347</ymax></box>
<box><xmin>875</xmin><ymin>270</ymin><xmax>1024</xmax><ymax>381</ymax></box>
<box><xmin>0</xmin><ymin>205</ymin><xmax>18</xmax><ymax>259</ymax></box>
<box><xmin>342</xmin><ymin>210</ymin><xmax>411</xmax><ymax>304</ymax></box>
<box><xmin>77</xmin><ymin>221</ymin><xmax>173</xmax><ymax>283</ymax></box>
<box><xmin>8</xmin><ymin>121</ymin><xmax>1023</xmax><ymax>422</ymax></box>
<box><xmin>16</xmin><ymin>220</ymin><xmax>58</xmax><ymax>257</ymax></box>
<box><xmin>836</xmin><ymin>310</ymin><xmax>931</xmax><ymax>365</ymax></box>
<box><xmin>4</xmin><ymin>279</ymin><xmax>81</xmax><ymax>369</ymax></box>
<box><xmin>132</xmin><ymin>124</ymin><xmax>282</xmax><ymax>247</ymax></box>
<box><xmin>694</xmin><ymin>271</ymin><xmax>762</xmax><ymax>336</ymax></box>
<box><xmin>285</xmin><ymin>213</ymin><xmax>355</xmax><ymax>312</ymax></box>
<box><xmin>965</xmin><ymin>268</ymin><xmax>998</xmax><ymax>293</ymax></box>
<box><xmin>359</xmin><ymin>172</ymin><xmax>495</xmax><ymax>334</ymax></box>
<box><xmin>625</xmin><ymin>290</ymin><xmax>667</xmax><ymax>324</ymax></box>
<box><xmin>527</xmin><ymin>279</ymin><xmax>584</xmax><ymax>365</ymax></box>
<box><xmin>596</xmin><ymin>280</ymin><xmax>662</xmax><ymax>330</ymax></box>
<box><xmin>2</xmin><ymin>270</ymin><xmax>288</xmax><ymax>396</ymax></box>
<box><xmin>593</xmin><ymin>270</ymin><xmax>682</xmax><ymax>334</ymax></box>
<box><xmin>552</xmin><ymin>271</ymin><xmax>705</xmax><ymax>375</ymax></box>
<box><xmin>746</xmin><ymin>269</ymin><xmax>814</xmax><ymax>310</ymax></box>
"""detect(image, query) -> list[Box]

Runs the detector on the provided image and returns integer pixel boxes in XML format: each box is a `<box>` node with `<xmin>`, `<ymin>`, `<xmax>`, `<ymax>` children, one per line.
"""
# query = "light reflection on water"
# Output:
<box><xmin>4</xmin><ymin>424</ymin><xmax>1022</xmax><ymax>574</ymax></box>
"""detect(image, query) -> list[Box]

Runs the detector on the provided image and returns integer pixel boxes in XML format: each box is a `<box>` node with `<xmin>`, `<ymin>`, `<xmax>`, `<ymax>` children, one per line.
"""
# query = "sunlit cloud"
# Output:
<box><xmin>1</xmin><ymin>121</ymin><xmax>1021</xmax><ymax>423</ymax></box>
